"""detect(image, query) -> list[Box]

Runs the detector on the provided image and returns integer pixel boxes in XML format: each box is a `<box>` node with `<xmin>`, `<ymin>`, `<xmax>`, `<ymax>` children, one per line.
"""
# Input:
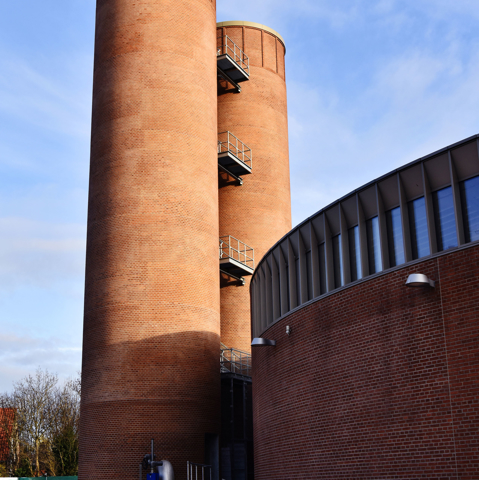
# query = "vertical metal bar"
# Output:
<box><xmin>230</xmin><ymin>377</ymin><xmax>235</xmax><ymax>480</ymax></box>
<box><xmin>376</xmin><ymin>183</ymin><xmax>389</xmax><ymax>270</ymax></box>
<box><xmin>243</xmin><ymin>379</ymin><xmax>247</xmax><ymax>480</ymax></box>
<box><xmin>339</xmin><ymin>204</ymin><xmax>350</xmax><ymax>285</ymax></box>
<box><xmin>449</xmin><ymin>150</ymin><xmax>465</xmax><ymax>245</ymax></box>
<box><xmin>150</xmin><ymin>438</ymin><xmax>154</xmax><ymax>473</ymax></box>
<box><xmin>187</xmin><ymin>461</ymin><xmax>189</xmax><ymax>480</ymax></box>
<box><xmin>422</xmin><ymin>162</ymin><xmax>437</xmax><ymax>255</ymax></box>
<box><xmin>398</xmin><ymin>173</ymin><xmax>412</xmax><ymax>262</ymax></box>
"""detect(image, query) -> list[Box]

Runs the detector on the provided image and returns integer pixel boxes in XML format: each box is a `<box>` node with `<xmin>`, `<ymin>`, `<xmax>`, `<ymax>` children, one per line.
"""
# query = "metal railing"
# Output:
<box><xmin>221</xmin><ymin>343</ymin><xmax>252</xmax><ymax>377</ymax></box>
<box><xmin>218</xmin><ymin>131</ymin><xmax>252</xmax><ymax>169</ymax></box>
<box><xmin>219</xmin><ymin>236</ymin><xmax>254</xmax><ymax>270</ymax></box>
<box><xmin>187</xmin><ymin>461</ymin><xmax>212</xmax><ymax>480</ymax></box>
<box><xmin>217</xmin><ymin>35</ymin><xmax>250</xmax><ymax>75</ymax></box>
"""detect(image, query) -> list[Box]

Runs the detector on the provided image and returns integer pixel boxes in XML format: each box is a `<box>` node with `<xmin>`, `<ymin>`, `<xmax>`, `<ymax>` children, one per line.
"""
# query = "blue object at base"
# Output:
<box><xmin>147</xmin><ymin>473</ymin><xmax>159</xmax><ymax>480</ymax></box>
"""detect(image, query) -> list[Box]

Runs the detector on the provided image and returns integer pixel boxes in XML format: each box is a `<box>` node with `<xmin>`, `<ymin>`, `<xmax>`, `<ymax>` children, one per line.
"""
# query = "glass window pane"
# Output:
<box><xmin>332</xmin><ymin>234</ymin><xmax>343</xmax><ymax>288</ymax></box>
<box><xmin>348</xmin><ymin>226</ymin><xmax>362</xmax><ymax>282</ymax></box>
<box><xmin>460</xmin><ymin>175</ymin><xmax>479</xmax><ymax>243</ymax></box>
<box><xmin>408</xmin><ymin>197</ymin><xmax>430</xmax><ymax>259</ymax></box>
<box><xmin>318</xmin><ymin>243</ymin><xmax>326</xmax><ymax>295</ymax></box>
<box><xmin>432</xmin><ymin>186</ymin><xmax>457</xmax><ymax>251</ymax></box>
<box><xmin>366</xmin><ymin>216</ymin><xmax>382</xmax><ymax>274</ymax></box>
<box><xmin>386</xmin><ymin>207</ymin><xmax>405</xmax><ymax>267</ymax></box>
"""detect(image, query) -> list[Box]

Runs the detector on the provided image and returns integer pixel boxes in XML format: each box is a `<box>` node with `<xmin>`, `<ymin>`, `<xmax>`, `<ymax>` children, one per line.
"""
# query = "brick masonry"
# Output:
<box><xmin>217</xmin><ymin>24</ymin><xmax>292</xmax><ymax>353</ymax></box>
<box><xmin>80</xmin><ymin>1</ymin><xmax>220</xmax><ymax>479</ymax></box>
<box><xmin>252</xmin><ymin>243</ymin><xmax>479</xmax><ymax>479</ymax></box>
<box><xmin>0</xmin><ymin>409</ymin><xmax>14</xmax><ymax>463</ymax></box>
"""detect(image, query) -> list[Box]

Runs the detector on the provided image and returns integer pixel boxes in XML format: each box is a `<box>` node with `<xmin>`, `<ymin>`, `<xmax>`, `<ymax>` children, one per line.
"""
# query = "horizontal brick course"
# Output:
<box><xmin>218</xmin><ymin>24</ymin><xmax>291</xmax><ymax>353</ymax></box>
<box><xmin>253</xmin><ymin>243</ymin><xmax>479</xmax><ymax>479</ymax></box>
<box><xmin>80</xmin><ymin>1</ymin><xmax>219</xmax><ymax>479</ymax></box>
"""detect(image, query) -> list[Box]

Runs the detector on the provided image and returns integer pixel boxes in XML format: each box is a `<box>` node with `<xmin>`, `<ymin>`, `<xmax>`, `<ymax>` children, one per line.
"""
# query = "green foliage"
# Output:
<box><xmin>52</xmin><ymin>426</ymin><xmax>78</xmax><ymax>476</ymax></box>
<box><xmin>0</xmin><ymin>463</ymin><xmax>9</xmax><ymax>477</ymax></box>
<box><xmin>14</xmin><ymin>457</ymin><xmax>33</xmax><ymax>477</ymax></box>
<box><xmin>1</xmin><ymin>369</ymin><xmax>81</xmax><ymax>477</ymax></box>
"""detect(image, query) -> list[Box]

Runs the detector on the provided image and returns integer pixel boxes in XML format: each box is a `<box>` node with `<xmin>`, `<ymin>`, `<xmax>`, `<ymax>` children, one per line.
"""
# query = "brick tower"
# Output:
<box><xmin>217</xmin><ymin>21</ymin><xmax>292</xmax><ymax>353</ymax></box>
<box><xmin>79</xmin><ymin>1</ymin><xmax>220</xmax><ymax>479</ymax></box>
<box><xmin>81</xmin><ymin>2</ymin><xmax>292</xmax><ymax>478</ymax></box>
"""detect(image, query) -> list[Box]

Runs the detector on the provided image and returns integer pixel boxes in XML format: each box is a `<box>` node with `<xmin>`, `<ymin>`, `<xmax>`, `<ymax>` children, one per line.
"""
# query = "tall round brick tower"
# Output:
<box><xmin>79</xmin><ymin>1</ymin><xmax>220</xmax><ymax>479</ymax></box>
<box><xmin>217</xmin><ymin>21</ymin><xmax>292</xmax><ymax>353</ymax></box>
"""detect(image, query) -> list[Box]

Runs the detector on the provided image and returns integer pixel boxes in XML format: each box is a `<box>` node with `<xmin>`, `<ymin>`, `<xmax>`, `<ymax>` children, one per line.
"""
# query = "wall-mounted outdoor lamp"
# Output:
<box><xmin>251</xmin><ymin>337</ymin><xmax>276</xmax><ymax>347</ymax></box>
<box><xmin>286</xmin><ymin>325</ymin><xmax>291</xmax><ymax>335</ymax></box>
<box><xmin>405</xmin><ymin>273</ymin><xmax>435</xmax><ymax>288</ymax></box>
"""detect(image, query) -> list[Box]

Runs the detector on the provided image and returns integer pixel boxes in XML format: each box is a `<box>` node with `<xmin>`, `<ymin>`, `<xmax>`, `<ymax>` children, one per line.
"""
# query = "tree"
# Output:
<box><xmin>14</xmin><ymin>457</ymin><xmax>33</xmax><ymax>477</ymax></box>
<box><xmin>0</xmin><ymin>369</ymin><xmax>81</xmax><ymax>477</ymax></box>
<box><xmin>12</xmin><ymin>369</ymin><xmax>58</xmax><ymax>475</ymax></box>
<box><xmin>52</xmin><ymin>425</ymin><xmax>78</xmax><ymax>476</ymax></box>
<box><xmin>49</xmin><ymin>378</ymin><xmax>80</xmax><ymax>476</ymax></box>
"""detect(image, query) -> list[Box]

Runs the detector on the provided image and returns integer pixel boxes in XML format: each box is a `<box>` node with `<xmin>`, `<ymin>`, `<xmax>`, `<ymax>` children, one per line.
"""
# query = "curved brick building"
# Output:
<box><xmin>80</xmin><ymin>1</ymin><xmax>220</xmax><ymax>479</ymax></box>
<box><xmin>217</xmin><ymin>21</ymin><xmax>292</xmax><ymax>353</ymax></box>
<box><xmin>251</xmin><ymin>135</ymin><xmax>479</xmax><ymax>479</ymax></box>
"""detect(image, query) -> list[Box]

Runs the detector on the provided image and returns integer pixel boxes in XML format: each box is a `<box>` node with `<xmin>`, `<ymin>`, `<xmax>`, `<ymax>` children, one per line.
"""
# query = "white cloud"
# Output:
<box><xmin>0</xmin><ymin>332</ymin><xmax>82</xmax><ymax>394</ymax></box>
<box><xmin>217</xmin><ymin>0</ymin><xmax>363</xmax><ymax>34</ymax></box>
<box><xmin>288</xmin><ymin>40</ymin><xmax>479</xmax><ymax>226</ymax></box>
<box><xmin>0</xmin><ymin>217</ymin><xmax>86</xmax><ymax>290</ymax></box>
<box><xmin>0</xmin><ymin>51</ymin><xmax>92</xmax><ymax>140</ymax></box>
<box><xmin>218</xmin><ymin>0</ymin><xmax>479</xmax><ymax>43</ymax></box>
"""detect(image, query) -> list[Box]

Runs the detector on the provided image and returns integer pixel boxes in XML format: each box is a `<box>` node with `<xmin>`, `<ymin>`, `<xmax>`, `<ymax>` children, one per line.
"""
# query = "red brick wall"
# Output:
<box><xmin>80</xmin><ymin>1</ymin><xmax>219</xmax><ymax>479</ymax></box>
<box><xmin>0</xmin><ymin>409</ymin><xmax>14</xmax><ymax>462</ymax></box>
<box><xmin>217</xmin><ymin>24</ymin><xmax>291</xmax><ymax>353</ymax></box>
<box><xmin>252</xmin><ymin>243</ymin><xmax>479</xmax><ymax>479</ymax></box>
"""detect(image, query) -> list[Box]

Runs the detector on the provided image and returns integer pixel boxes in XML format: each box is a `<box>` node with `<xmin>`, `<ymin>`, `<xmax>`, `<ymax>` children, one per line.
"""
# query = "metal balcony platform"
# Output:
<box><xmin>218</xmin><ymin>131</ymin><xmax>252</xmax><ymax>179</ymax></box>
<box><xmin>217</xmin><ymin>36</ymin><xmax>250</xmax><ymax>85</ymax></box>
<box><xmin>220</xmin><ymin>236</ymin><xmax>255</xmax><ymax>280</ymax></box>
<box><xmin>220</xmin><ymin>256</ymin><xmax>254</xmax><ymax>277</ymax></box>
<box><xmin>217</xmin><ymin>54</ymin><xmax>249</xmax><ymax>83</ymax></box>
<box><xmin>218</xmin><ymin>152</ymin><xmax>252</xmax><ymax>176</ymax></box>
<box><xmin>221</xmin><ymin>344</ymin><xmax>252</xmax><ymax>377</ymax></box>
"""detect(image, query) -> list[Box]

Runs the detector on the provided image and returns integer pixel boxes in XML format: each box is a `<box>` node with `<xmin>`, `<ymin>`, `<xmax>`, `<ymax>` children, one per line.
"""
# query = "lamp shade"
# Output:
<box><xmin>251</xmin><ymin>337</ymin><xmax>276</xmax><ymax>347</ymax></box>
<box><xmin>405</xmin><ymin>273</ymin><xmax>435</xmax><ymax>287</ymax></box>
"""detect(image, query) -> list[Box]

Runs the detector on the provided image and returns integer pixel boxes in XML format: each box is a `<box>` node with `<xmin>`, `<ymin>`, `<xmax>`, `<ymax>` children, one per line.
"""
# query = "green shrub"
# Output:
<box><xmin>14</xmin><ymin>457</ymin><xmax>33</xmax><ymax>477</ymax></box>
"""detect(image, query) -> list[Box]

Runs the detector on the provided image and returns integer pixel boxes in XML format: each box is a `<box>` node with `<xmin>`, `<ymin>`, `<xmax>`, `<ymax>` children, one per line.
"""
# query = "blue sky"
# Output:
<box><xmin>1</xmin><ymin>0</ymin><xmax>479</xmax><ymax>392</ymax></box>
